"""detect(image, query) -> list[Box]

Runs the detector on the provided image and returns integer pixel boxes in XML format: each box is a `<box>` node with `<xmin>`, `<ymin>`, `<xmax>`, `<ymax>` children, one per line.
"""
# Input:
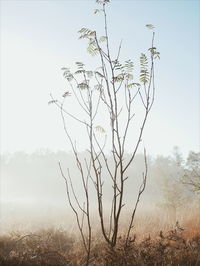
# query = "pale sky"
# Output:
<box><xmin>0</xmin><ymin>0</ymin><xmax>199</xmax><ymax>157</ymax></box>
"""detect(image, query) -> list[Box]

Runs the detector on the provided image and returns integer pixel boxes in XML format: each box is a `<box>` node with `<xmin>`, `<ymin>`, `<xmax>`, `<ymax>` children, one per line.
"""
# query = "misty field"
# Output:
<box><xmin>0</xmin><ymin>208</ymin><xmax>200</xmax><ymax>266</ymax></box>
<box><xmin>1</xmin><ymin>150</ymin><xmax>200</xmax><ymax>265</ymax></box>
<box><xmin>1</xmin><ymin>0</ymin><xmax>199</xmax><ymax>265</ymax></box>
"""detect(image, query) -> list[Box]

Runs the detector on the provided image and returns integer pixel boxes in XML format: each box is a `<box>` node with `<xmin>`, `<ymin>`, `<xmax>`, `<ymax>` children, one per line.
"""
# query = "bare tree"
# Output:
<box><xmin>153</xmin><ymin>149</ymin><xmax>191</xmax><ymax>224</ymax></box>
<box><xmin>182</xmin><ymin>151</ymin><xmax>200</xmax><ymax>195</ymax></box>
<box><xmin>50</xmin><ymin>0</ymin><xmax>159</xmax><ymax>259</ymax></box>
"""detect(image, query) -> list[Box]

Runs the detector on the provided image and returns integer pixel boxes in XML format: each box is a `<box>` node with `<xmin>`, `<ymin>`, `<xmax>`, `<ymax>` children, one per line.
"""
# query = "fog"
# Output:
<box><xmin>0</xmin><ymin>0</ymin><xmax>199</xmax><ymax>242</ymax></box>
<box><xmin>0</xmin><ymin>149</ymin><xmax>197</xmax><ymax>233</ymax></box>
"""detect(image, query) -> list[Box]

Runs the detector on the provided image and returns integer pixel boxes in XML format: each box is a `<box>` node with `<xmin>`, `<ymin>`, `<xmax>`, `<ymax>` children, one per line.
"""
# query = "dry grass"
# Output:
<box><xmin>0</xmin><ymin>212</ymin><xmax>200</xmax><ymax>266</ymax></box>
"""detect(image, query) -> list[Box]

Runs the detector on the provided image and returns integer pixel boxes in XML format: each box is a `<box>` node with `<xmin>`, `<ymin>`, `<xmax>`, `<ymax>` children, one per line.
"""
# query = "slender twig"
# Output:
<box><xmin>125</xmin><ymin>148</ymin><xmax>148</xmax><ymax>245</ymax></box>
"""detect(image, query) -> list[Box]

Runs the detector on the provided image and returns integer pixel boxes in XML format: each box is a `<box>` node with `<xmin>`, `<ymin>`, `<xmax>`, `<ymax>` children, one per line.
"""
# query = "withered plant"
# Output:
<box><xmin>50</xmin><ymin>0</ymin><xmax>159</xmax><ymax>264</ymax></box>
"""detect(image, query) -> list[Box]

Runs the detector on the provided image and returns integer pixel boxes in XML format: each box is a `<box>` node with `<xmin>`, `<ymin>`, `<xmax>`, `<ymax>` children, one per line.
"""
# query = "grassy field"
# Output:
<box><xmin>0</xmin><ymin>210</ymin><xmax>200</xmax><ymax>266</ymax></box>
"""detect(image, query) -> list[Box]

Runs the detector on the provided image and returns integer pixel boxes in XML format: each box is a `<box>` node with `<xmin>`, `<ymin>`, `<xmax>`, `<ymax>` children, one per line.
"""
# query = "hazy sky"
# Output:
<box><xmin>0</xmin><ymin>0</ymin><xmax>199</xmax><ymax>157</ymax></box>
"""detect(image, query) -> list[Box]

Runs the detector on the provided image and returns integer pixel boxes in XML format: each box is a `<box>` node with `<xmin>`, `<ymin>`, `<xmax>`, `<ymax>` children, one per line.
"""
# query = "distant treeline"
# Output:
<box><xmin>1</xmin><ymin>148</ymin><xmax>199</xmax><ymax>208</ymax></box>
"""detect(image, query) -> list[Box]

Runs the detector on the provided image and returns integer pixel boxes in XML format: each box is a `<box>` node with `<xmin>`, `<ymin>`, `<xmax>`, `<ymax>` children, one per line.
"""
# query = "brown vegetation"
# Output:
<box><xmin>1</xmin><ymin>216</ymin><xmax>200</xmax><ymax>266</ymax></box>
